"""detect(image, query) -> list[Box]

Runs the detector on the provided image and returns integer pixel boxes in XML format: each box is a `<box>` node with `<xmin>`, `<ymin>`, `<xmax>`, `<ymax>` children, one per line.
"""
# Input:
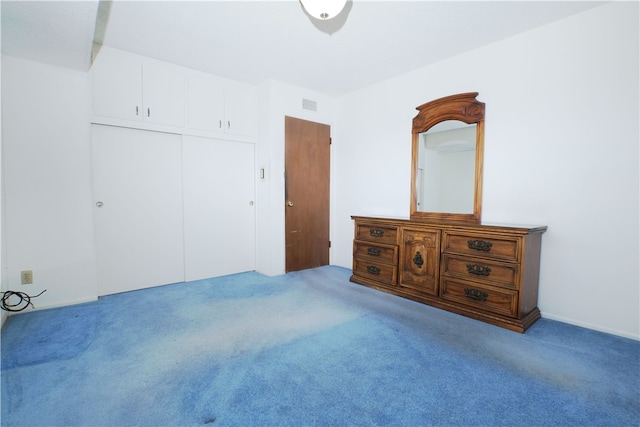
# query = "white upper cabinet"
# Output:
<box><xmin>92</xmin><ymin>48</ymin><xmax>186</xmax><ymax>128</ymax></box>
<box><xmin>224</xmin><ymin>79</ymin><xmax>258</xmax><ymax>137</ymax></box>
<box><xmin>187</xmin><ymin>73</ymin><xmax>258</xmax><ymax>138</ymax></box>
<box><xmin>92</xmin><ymin>47</ymin><xmax>257</xmax><ymax>139</ymax></box>
<box><xmin>142</xmin><ymin>62</ymin><xmax>186</xmax><ymax>127</ymax></box>
<box><xmin>92</xmin><ymin>50</ymin><xmax>143</xmax><ymax>122</ymax></box>
<box><xmin>187</xmin><ymin>74</ymin><xmax>225</xmax><ymax>133</ymax></box>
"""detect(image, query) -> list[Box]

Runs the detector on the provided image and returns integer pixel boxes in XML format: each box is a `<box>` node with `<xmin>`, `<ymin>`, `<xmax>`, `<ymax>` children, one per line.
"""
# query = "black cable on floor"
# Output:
<box><xmin>1</xmin><ymin>289</ymin><xmax>47</xmax><ymax>312</ymax></box>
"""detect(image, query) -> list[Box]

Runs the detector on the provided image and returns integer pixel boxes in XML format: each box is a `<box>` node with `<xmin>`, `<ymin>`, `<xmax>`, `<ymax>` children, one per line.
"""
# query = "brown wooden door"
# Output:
<box><xmin>285</xmin><ymin>116</ymin><xmax>330</xmax><ymax>272</ymax></box>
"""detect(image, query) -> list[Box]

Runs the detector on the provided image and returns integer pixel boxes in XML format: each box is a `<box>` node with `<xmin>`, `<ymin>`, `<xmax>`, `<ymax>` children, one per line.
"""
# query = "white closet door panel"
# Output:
<box><xmin>92</xmin><ymin>125</ymin><xmax>185</xmax><ymax>295</ymax></box>
<box><xmin>183</xmin><ymin>136</ymin><xmax>256</xmax><ymax>281</ymax></box>
<box><xmin>142</xmin><ymin>62</ymin><xmax>186</xmax><ymax>128</ymax></box>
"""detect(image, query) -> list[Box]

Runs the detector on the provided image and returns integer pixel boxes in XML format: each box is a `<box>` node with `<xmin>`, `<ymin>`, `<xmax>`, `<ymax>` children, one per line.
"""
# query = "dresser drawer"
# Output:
<box><xmin>353</xmin><ymin>240</ymin><xmax>398</xmax><ymax>264</ymax></box>
<box><xmin>441</xmin><ymin>254</ymin><xmax>518</xmax><ymax>289</ymax></box>
<box><xmin>442</xmin><ymin>231</ymin><xmax>521</xmax><ymax>262</ymax></box>
<box><xmin>440</xmin><ymin>277</ymin><xmax>518</xmax><ymax>318</ymax></box>
<box><xmin>353</xmin><ymin>258</ymin><xmax>397</xmax><ymax>286</ymax></box>
<box><xmin>355</xmin><ymin>223</ymin><xmax>399</xmax><ymax>245</ymax></box>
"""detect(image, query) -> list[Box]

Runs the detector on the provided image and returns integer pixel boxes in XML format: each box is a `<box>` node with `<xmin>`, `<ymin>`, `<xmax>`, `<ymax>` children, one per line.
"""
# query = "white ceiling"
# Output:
<box><xmin>1</xmin><ymin>1</ymin><xmax>604</xmax><ymax>96</ymax></box>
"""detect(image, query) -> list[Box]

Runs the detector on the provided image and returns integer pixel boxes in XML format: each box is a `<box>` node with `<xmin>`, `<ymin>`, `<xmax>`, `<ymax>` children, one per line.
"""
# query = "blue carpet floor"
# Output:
<box><xmin>1</xmin><ymin>266</ymin><xmax>638</xmax><ymax>426</ymax></box>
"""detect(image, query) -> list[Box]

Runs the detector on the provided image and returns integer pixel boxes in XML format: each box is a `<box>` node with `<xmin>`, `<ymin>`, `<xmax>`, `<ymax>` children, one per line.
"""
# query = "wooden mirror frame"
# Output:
<box><xmin>410</xmin><ymin>92</ymin><xmax>485</xmax><ymax>223</ymax></box>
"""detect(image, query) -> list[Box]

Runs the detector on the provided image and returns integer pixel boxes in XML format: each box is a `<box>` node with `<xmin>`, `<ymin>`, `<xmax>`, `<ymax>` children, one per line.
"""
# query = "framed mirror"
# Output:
<box><xmin>410</xmin><ymin>92</ymin><xmax>485</xmax><ymax>223</ymax></box>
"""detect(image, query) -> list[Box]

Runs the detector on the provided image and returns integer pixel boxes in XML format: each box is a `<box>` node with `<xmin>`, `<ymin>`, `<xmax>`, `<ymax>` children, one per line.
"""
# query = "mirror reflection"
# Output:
<box><xmin>416</xmin><ymin>121</ymin><xmax>477</xmax><ymax>214</ymax></box>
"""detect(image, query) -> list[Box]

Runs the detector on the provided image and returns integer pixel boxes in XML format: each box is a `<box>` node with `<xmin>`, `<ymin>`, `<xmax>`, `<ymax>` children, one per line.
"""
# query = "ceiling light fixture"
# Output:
<box><xmin>300</xmin><ymin>0</ymin><xmax>347</xmax><ymax>20</ymax></box>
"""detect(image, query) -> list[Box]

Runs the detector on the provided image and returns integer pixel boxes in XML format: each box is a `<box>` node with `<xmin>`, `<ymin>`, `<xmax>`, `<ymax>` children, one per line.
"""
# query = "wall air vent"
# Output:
<box><xmin>302</xmin><ymin>98</ymin><xmax>317</xmax><ymax>112</ymax></box>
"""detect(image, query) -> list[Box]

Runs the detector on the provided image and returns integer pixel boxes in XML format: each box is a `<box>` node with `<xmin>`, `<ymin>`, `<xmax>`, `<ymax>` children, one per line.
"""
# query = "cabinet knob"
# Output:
<box><xmin>287</xmin><ymin>201</ymin><xmax>294</xmax><ymax>207</ymax></box>
<box><xmin>468</xmin><ymin>239</ymin><xmax>492</xmax><ymax>251</ymax></box>
<box><xmin>369</xmin><ymin>228</ymin><xmax>384</xmax><ymax>237</ymax></box>
<box><xmin>366</xmin><ymin>265</ymin><xmax>381</xmax><ymax>275</ymax></box>
<box><xmin>466</xmin><ymin>263</ymin><xmax>491</xmax><ymax>276</ymax></box>
<box><xmin>96</xmin><ymin>201</ymin><xmax>104</xmax><ymax>208</ymax></box>
<box><xmin>464</xmin><ymin>288</ymin><xmax>488</xmax><ymax>301</ymax></box>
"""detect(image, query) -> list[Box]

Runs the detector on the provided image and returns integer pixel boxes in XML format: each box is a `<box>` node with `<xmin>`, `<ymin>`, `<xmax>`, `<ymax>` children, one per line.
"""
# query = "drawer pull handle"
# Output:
<box><xmin>468</xmin><ymin>239</ymin><xmax>493</xmax><ymax>251</ymax></box>
<box><xmin>370</xmin><ymin>228</ymin><xmax>384</xmax><ymax>238</ymax></box>
<box><xmin>366</xmin><ymin>265</ymin><xmax>381</xmax><ymax>275</ymax></box>
<box><xmin>464</xmin><ymin>288</ymin><xmax>488</xmax><ymax>301</ymax></box>
<box><xmin>367</xmin><ymin>247</ymin><xmax>382</xmax><ymax>256</ymax></box>
<box><xmin>466</xmin><ymin>264</ymin><xmax>491</xmax><ymax>276</ymax></box>
<box><xmin>413</xmin><ymin>251</ymin><xmax>424</xmax><ymax>268</ymax></box>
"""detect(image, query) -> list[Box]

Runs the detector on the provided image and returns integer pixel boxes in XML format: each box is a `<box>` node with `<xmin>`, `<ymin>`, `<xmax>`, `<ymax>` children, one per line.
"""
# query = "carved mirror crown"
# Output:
<box><xmin>410</xmin><ymin>92</ymin><xmax>485</xmax><ymax>223</ymax></box>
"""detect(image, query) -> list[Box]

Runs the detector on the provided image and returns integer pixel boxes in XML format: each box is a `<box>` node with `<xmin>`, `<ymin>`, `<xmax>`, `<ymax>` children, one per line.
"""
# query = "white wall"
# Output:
<box><xmin>332</xmin><ymin>3</ymin><xmax>639</xmax><ymax>339</ymax></box>
<box><xmin>0</xmin><ymin>5</ymin><xmax>6</xmax><ymax>327</ymax></box>
<box><xmin>1</xmin><ymin>56</ymin><xmax>98</xmax><ymax>309</ymax></box>
<box><xmin>255</xmin><ymin>80</ymin><xmax>337</xmax><ymax>276</ymax></box>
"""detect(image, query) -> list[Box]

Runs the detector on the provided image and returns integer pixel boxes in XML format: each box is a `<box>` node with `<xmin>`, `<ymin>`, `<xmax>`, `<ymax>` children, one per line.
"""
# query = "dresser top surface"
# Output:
<box><xmin>351</xmin><ymin>215</ymin><xmax>547</xmax><ymax>235</ymax></box>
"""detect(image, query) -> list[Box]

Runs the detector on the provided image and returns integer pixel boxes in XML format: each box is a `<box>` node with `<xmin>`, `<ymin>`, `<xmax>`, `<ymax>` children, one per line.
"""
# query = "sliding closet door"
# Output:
<box><xmin>92</xmin><ymin>125</ymin><xmax>185</xmax><ymax>295</ymax></box>
<box><xmin>182</xmin><ymin>136</ymin><xmax>256</xmax><ymax>281</ymax></box>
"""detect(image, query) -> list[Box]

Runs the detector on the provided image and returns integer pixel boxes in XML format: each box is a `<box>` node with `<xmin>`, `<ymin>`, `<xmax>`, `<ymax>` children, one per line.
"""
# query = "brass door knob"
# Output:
<box><xmin>287</xmin><ymin>201</ymin><xmax>294</xmax><ymax>207</ymax></box>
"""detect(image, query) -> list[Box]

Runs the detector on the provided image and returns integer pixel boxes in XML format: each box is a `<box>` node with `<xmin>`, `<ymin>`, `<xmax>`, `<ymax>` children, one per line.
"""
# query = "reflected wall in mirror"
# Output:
<box><xmin>410</xmin><ymin>92</ymin><xmax>484</xmax><ymax>223</ymax></box>
<box><xmin>417</xmin><ymin>121</ymin><xmax>477</xmax><ymax>214</ymax></box>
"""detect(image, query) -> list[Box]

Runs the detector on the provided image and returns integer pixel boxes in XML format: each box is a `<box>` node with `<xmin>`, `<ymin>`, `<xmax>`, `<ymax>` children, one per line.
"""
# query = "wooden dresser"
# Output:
<box><xmin>351</xmin><ymin>216</ymin><xmax>546</xmax><ymax>332</ymax></box>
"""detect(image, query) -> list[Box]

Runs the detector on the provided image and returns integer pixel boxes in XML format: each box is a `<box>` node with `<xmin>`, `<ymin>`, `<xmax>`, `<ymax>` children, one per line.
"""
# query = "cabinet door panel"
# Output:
<box><xmin>142</xmin><ymin>62</ymin><xmax>186</xmax><ymax>127</ymax></box>
<box><xmin>399</xmin><ymin>228</ymin><xmax>440</xmax><ymax>296</ymax></box>
<box><xmin>92</xmin><ymin>125</ymin><xmax>185</xmax><ymax>295</ymax></box>
<box><xmin>183</xmin><ymin>136</ymin><xmax>256</xmax><ymax>281</ymax></box>
<box><xmin>187</xmin><ymin>75</ymin><xmax>225</xmax><ymax>133</ymax></box>
<box><xmin>224</xmin><ymin>80</ymin><xmax>257</xmax><ymax>137</ymax></box>
<box><xmin>92</xmin><ymin>52</ymin><xmax>142</xmax><ymax>121</ymax></box>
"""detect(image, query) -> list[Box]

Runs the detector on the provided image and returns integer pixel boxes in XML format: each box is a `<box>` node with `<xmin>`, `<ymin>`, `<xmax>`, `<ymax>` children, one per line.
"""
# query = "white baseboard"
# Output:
<box><xmin>1</xmin><ymin>296</ymin><xmax>98</xmax><ymax>325</ymax></box>
<box><xmin>541</xmin><ymin>311</ymin><xmax>639</xmax><ymax>341</ymax></box>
